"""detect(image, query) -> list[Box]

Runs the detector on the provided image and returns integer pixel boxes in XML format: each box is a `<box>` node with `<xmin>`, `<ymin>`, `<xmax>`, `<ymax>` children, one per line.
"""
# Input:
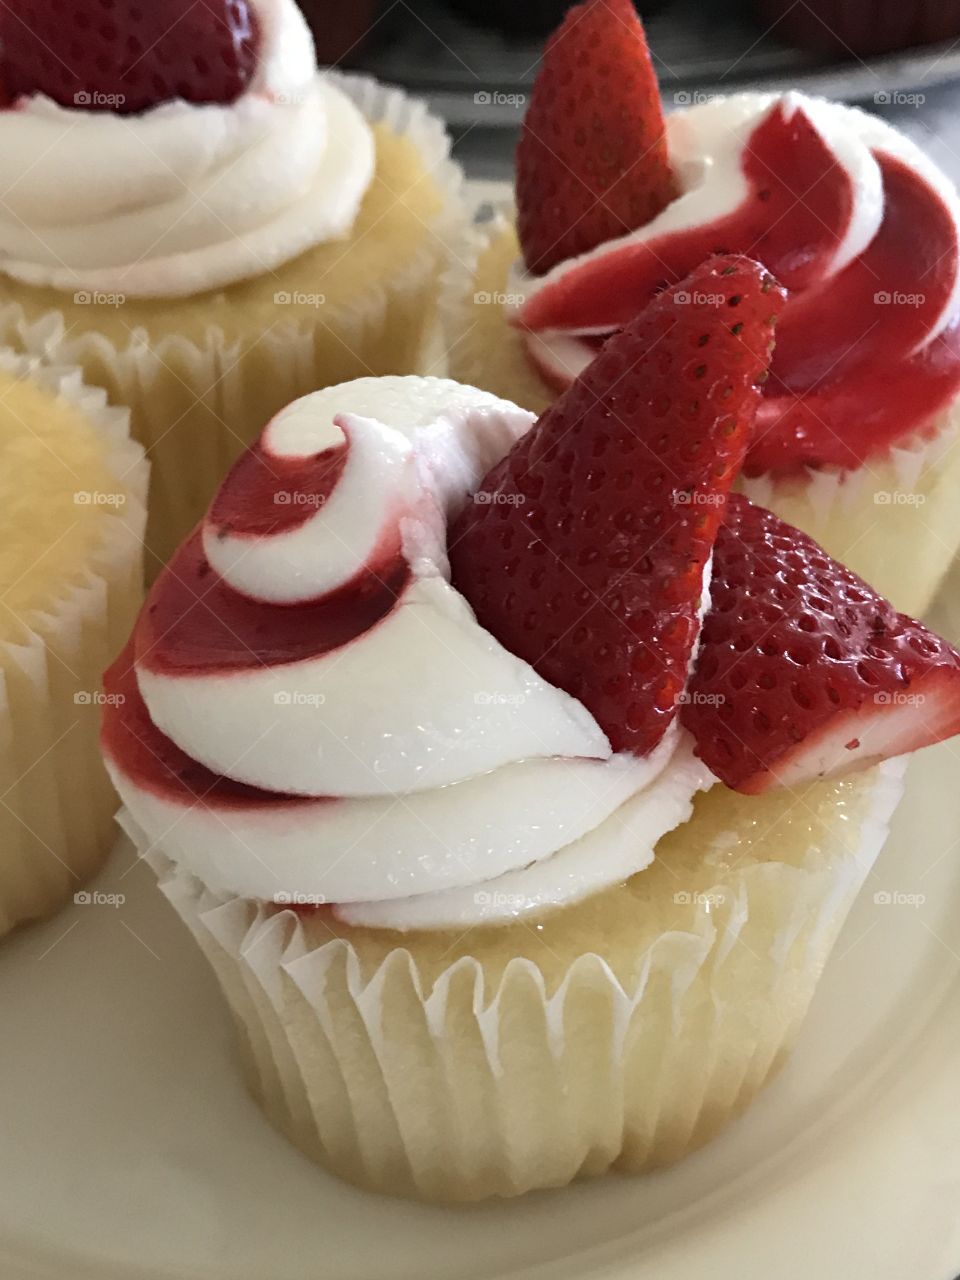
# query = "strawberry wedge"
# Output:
<box><xmin>516</xmin><ymin>0</ymin><xmax>676</xmax><ymax>275</ymax></box>
<box><xmin>684</xmin><ymin>494</ymin><xmax>960</xmax><ymax>792</ymax></box>
<box><xmin>1</xmin><ymin>0</ymin><xmax>261</xmax><ymax>113</ymax></box>
<box><xmin>450</xmin><ymin>254</ymin><xmax>785</xmax><ymax>757</ymax></box>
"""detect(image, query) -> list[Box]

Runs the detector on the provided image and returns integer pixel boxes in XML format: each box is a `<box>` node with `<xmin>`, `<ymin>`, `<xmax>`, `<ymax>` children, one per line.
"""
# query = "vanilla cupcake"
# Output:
<box><xmin>0</xmin><ymin>0</ymin><xmax>465</xmax><ymax>567</ymax></box>
<box><xmin>0</xmin><ymin>351</ymin><xmax>146</xmax><ymax>936</ymax></box>
<box><xmin>444</xmin><ymin>0</ymin><xmax>960</xmax><ymax>616</ymax></box>
<box><xmin>102</xmin><ymin>258</ymin><xmax>960</xmax><ymax>1200</ymax></box>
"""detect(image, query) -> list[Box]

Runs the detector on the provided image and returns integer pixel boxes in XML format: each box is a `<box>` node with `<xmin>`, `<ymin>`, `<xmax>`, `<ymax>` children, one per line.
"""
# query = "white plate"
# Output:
<box><xmin>2</xmin><ymin>737</ymin><xmax>960</xmax><ymax>1277</ymax></box>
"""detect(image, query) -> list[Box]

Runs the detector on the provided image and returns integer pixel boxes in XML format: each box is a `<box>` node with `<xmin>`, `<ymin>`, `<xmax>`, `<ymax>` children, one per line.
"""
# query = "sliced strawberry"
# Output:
<box><xmin>0</xmin><ymin>0</ymin><xmax>260</xmax><ymax>115</ymax></box>
<box><xmin>684</xmin><ymin>494</ymin><xmax>960</xmax><ymax>792</ymax></box>
<box><xmin>449</xmin><ymin>255</ymin><xmax>785</xmax><ymax>757</ymax></box>
<box><xmin>516</xmin><ymin>0</ymin><xmax>676</xmax><ymax>276</ymax></box>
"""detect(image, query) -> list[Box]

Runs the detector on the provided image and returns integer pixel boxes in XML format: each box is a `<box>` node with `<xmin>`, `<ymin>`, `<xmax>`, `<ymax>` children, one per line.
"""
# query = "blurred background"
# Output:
<box><xmin>295</xmin><ymin>0</ymin><xmax>960</xmax><ymax>187</ymax></box>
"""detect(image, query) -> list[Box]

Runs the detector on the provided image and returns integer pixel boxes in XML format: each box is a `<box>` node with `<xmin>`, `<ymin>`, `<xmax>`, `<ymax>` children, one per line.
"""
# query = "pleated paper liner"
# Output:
<box><xmin>0</xmin><ymin>75</ymin><xmax>467</xmax><ymax>572</ymax></box>
<box><xmin>0</xmin><ymin>354</ymin><xmax>147</xmax><ymax>936</ymax></box>
<box><xmin>441</xmin><ymin>213</ymin><xmax>960</xmax><ymax>617</ymax></box>
<box><xmin>124</xmin><ymin>758</ymin><xmax>905</xmax><ymax>1202</ymax></box>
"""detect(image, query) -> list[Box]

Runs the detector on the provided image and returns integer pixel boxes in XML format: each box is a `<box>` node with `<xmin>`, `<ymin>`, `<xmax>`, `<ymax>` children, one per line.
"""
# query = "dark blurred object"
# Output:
<box><xmin>295</xmin><ymin>0</ymin><xmax>382</xmax><ymax>66</ymax></box>
<box><xmin>442</xmin><ymin>0</ymin><xmax>671</xmax><ymax>39</ymax></box>
<box><xmin>756</xmin><ymin>0</ymin><xmax>960</xmax><ymax>57</ymax></box>
<box><xmin>353</xmin><ymin>0</ymin><xmax>960</xmax><ymax>145</ymax></box>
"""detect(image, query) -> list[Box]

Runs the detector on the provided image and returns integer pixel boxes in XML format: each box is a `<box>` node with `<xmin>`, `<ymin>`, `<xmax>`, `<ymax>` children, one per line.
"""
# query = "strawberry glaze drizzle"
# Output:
<box><xmin>207</xmin><ymin>437</ymin><xmax>349</xmax><ymax>538</ymax></box>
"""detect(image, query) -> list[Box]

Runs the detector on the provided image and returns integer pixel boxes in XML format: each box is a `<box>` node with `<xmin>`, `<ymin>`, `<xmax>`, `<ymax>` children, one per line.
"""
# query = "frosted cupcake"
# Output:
<box><xmin>0</xmin><ymin>351</ymin><xmax>146</xmax><ymax>936</ymax></box>
<box><xmin>103</xmin><ymin>257</ymin><xmax>960</xmax><ymax>1200</ymax></box>
<box><xmin>0</xmin><ymin>0</ymin><xmax>465</xmax><ymax>566</ymax></box>
<box><xmin>445</xmin><ymin>0</ymin><xmax>960</xmax><ymax>616</ymax></box>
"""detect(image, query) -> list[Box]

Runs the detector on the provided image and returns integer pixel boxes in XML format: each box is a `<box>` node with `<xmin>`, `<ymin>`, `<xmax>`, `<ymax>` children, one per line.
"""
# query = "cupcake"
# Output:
<box><xmin>102</xmin><ymin>257</ymin><xmax>960</xmax><ymax>1201</ymax></box>
<box><xmin>0</xmin><ymin>0</ymin><xmax>465</xmax><ymax>568</ymax></box>
<box><xmin>444</xmin><ymin>0</ymin><xmax>960</xmax><ymax>617</ymax></box>
<box><xmin>0</xmin><ymin>350</ymin><xmax>146</xmax><ymax>936</ymax></box>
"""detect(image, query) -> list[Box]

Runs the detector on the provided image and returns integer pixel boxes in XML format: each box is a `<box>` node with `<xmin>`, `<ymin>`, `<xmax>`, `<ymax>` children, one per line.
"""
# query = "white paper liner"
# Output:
<box><xmin>124</xmin><ymin>759</ymin><xmax>906</xmax><ymax>1202</ymax></box>
<box><xmin>0</xmin><ymin>76</ymin><xmax>466</xmax><ymax>570</ymax></box>
<box><xmin>441</xmin><ymin>210</ymin><xmax>960</xmax><ymax>616</ymax></box>
<box><xmin>0</xmin><ymin>352</ymin><xmax>147</xmax><ymax>936</ymax></box>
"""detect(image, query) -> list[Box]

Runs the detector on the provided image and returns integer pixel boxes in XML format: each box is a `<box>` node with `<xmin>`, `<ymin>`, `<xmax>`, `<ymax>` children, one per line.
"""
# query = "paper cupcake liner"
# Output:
<box><xmin>124</xmin><ymin>759</ymin><xmax>905</xmax><ymax>1202</ymax></box>
<box><xmin>0</xmin><ymin>76</ymin><xmax>466</xmax><ymax>571</ymax></box>
<box><xmin>442</xmin><ymin>211</ymin><xmax>960</xmax><ymax>616</ymax></box>
<box><xmin>0</xmin><ymin>353</ymin><xmax>147</xmax><ymax>936</ymax></box>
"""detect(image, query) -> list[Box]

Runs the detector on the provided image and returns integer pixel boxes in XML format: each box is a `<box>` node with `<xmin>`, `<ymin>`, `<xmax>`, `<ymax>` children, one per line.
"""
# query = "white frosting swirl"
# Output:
<box><xmin>0</xmin><ymin>0</ymin><xmax>374</xmax><ymax>298</ymax></box>
<box><xmin>106</xmin><ymin>376</ymin><xmax>713</xmax><ymax>929</ymax></box>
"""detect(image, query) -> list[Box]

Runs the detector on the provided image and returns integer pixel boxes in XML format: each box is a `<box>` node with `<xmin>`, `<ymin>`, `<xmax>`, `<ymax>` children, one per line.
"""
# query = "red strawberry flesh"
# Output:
<box><xmin>516</xmin><ymin>0</ymin><xmax>676</xmax><ymax>275</ymax></box>
<box><xmin>0</xmin><ymin>0</ymin><xmax>261</xmax><ymax>115</ymax></box>
<box><xmin>449</xmin><ymin>254</ymin><xmax>785</xmax><ymax>757</ymax></box>
<box><xmin>683</xmin><ymin>493</ymin><xmax>960</xmax><ymax>792</ymax></box>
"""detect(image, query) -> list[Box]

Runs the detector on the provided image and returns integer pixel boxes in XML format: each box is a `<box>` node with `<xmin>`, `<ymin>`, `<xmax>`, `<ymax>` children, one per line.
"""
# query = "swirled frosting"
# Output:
<box><xmin>509</xmin><ymin>93</ymin><xmax>960</xmax><ymax>473</ymax></box>
<box><xmin>0</xmin><ymin>0</ymin><xmax>374</xmax><ymax>298</ymax></box>
<box><xmin>102</xmin><ymin>376</ymin><xmax>713</xmax><ymax>930</ymax></box>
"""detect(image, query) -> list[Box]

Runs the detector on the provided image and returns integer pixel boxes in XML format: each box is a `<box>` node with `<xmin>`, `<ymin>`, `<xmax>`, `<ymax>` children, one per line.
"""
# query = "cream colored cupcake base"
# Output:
<box><xmin>0</xmin><ymin>737</ymin><xmax>958</xmax><ymax>1277</ymax></box>
<box><xmin>444</xmin><ymin>215</ymin><xmax>960</xmax><ymax>617</ymax></box>
<box><xmin>126</xmin><ymin>759</ymin><xmax>904</xmax><ymax>1202</ymax></box>
<box><xmin>0</xmin><ymin>357</ymin><xmax>146</xmax><ymax>935</ymax></box>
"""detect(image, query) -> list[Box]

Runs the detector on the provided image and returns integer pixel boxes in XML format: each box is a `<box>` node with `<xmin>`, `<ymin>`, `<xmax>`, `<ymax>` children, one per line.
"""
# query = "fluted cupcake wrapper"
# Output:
<box><xmin>122</xmin><ymin>759</ymin><xmax>905</xmax><ymax>1203</ymax></box>
<box><xmin>0</xmin><ymin>76</ymin><xmax>466</xmax><ymax>571</ymax></box>
<box><xmin>0</xmin><ymin>354</ymin><xmax>147</xmax><ymax>936</ymax></box>
<box><xmin>442</xmin><ymin>213</ymin><xmax>960</xmax><ymax>617</ymax></box>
